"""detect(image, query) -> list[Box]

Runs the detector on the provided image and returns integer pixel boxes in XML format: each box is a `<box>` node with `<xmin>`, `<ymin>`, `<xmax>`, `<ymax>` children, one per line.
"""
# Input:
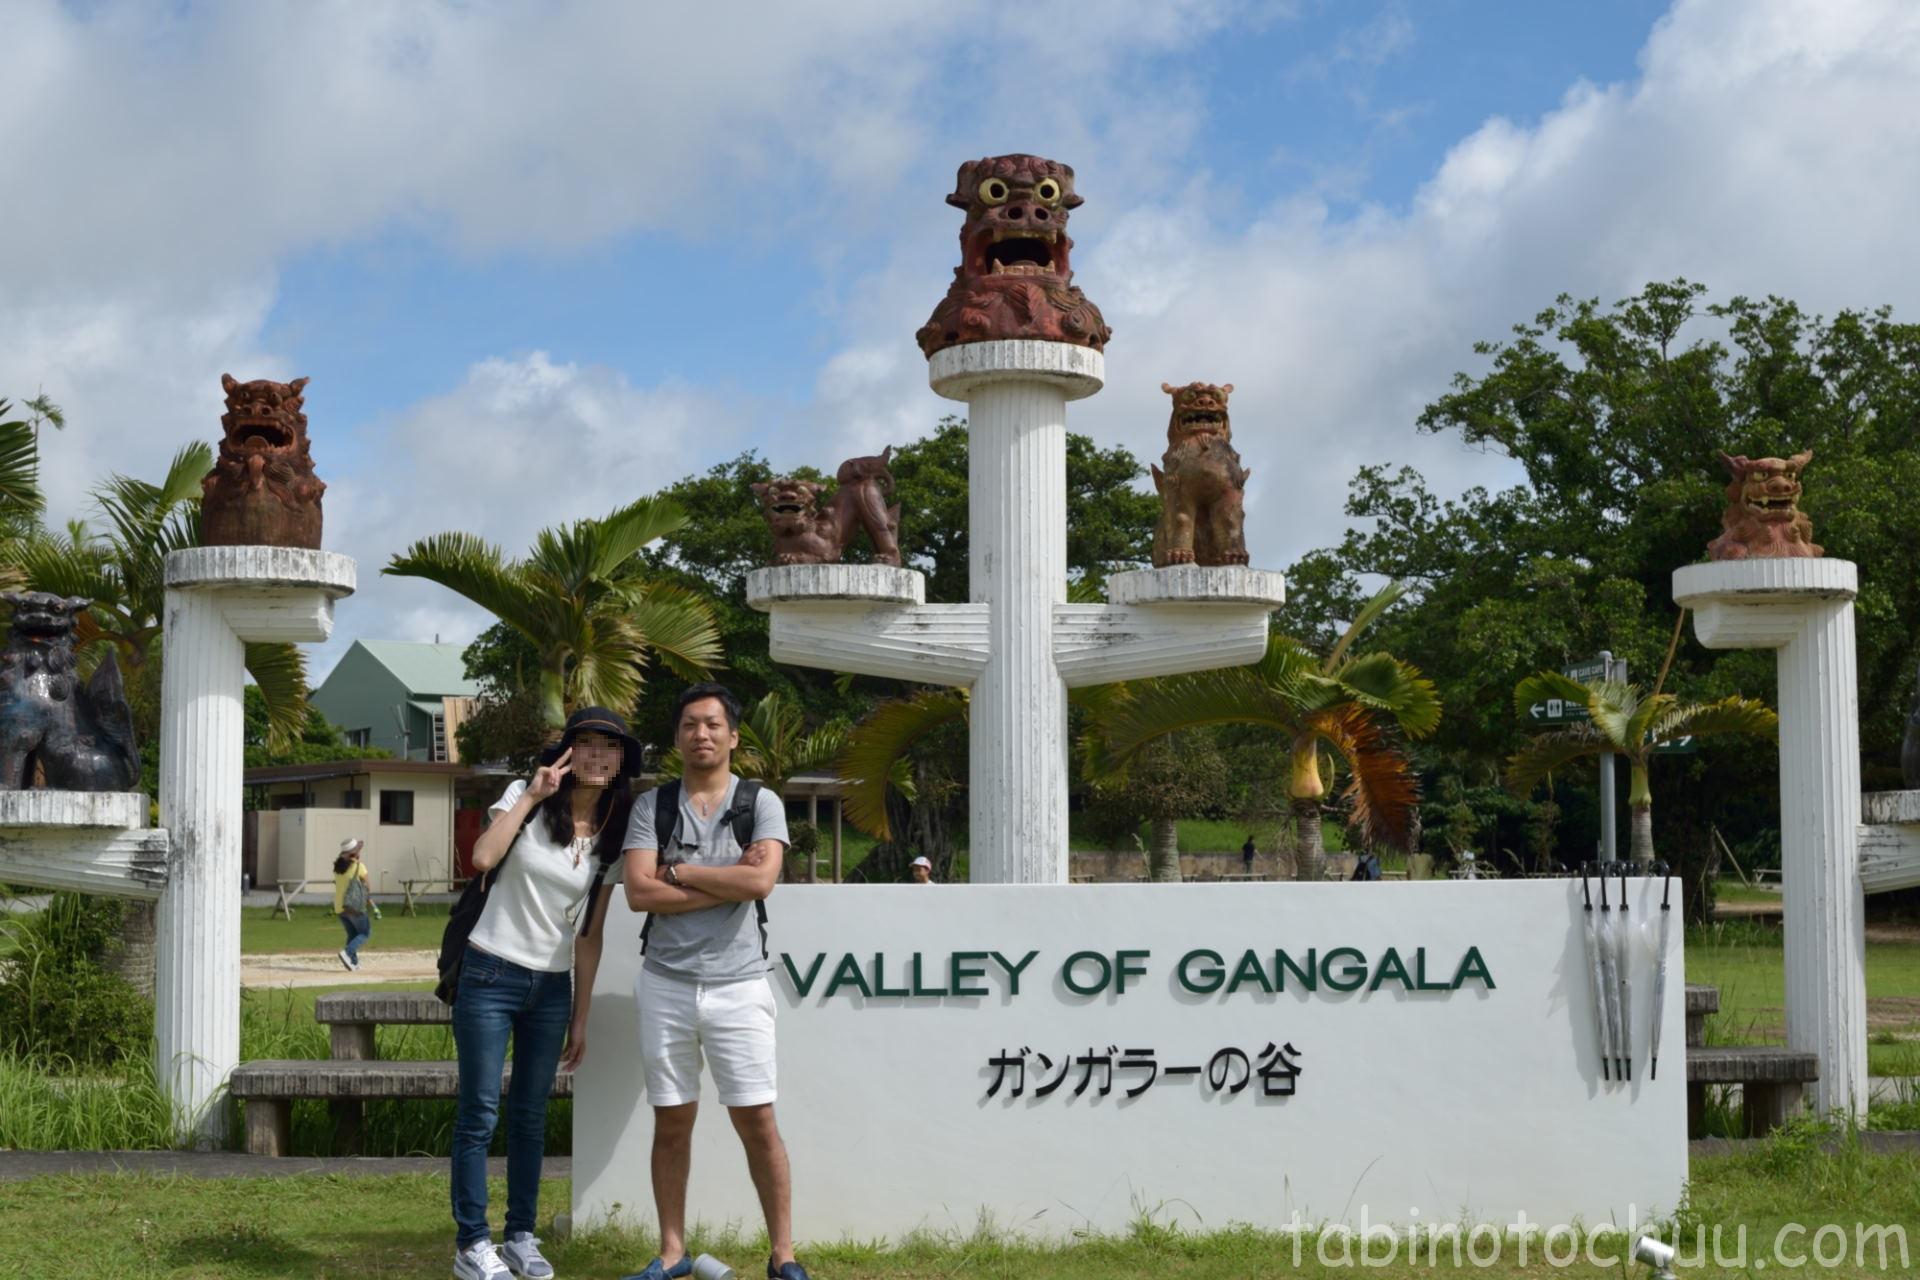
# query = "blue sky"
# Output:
<box><xmin>5</xmin><ymin>0</ymin><xmax>1917</xmax><ymax>676</ymax></box>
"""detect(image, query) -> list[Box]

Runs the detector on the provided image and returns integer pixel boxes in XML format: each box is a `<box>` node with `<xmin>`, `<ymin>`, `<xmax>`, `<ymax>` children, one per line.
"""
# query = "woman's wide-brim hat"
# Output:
<box><xmin>539</xmin><ymin>706</ymin><xmax>646</xmax><ymax>779</ymax></box>
<box><xmin>339</xmin><ymin>837</ymin><xmax>364</xmax><ymax>855</ymax></box>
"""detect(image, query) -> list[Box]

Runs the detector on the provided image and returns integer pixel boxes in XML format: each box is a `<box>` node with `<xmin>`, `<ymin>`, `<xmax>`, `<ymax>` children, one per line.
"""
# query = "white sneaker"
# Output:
<box><xmin>454</xmin><ymin>1238</ymin><xmax>512</xmax><ymax>1280</ymax></box>
<box><xmin>501</xmin><ymin>1232</ymin><xmax>555</xmax><ymax>1278</ymax></box>
<box><xmin>338</xmin><ymin>948</ymin><xmax>354</xmax><ymax>971</ymax></box>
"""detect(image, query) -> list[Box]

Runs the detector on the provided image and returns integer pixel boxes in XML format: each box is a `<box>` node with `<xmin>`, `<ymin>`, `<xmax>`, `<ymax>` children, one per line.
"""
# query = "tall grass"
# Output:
<box><xmin>0</xmin><ymin>1052</ymin><xmax>178</xmax><ymax>1149</ymax></box>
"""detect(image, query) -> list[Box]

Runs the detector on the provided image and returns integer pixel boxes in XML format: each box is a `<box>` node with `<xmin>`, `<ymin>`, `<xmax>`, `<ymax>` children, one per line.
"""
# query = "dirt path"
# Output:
<box><xmin>240</xmin><ymin>948</ymin><xmax>440</xmax><ymax>988</ymax></box>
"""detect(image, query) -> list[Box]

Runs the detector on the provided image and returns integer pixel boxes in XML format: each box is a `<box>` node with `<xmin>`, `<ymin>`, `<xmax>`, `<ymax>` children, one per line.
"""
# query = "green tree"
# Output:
<box><xmin>241</xmin><ymin>686</ymin><xmax>391</xmax><ymax>769</ymax></box>
<box><xmin>1287</xmin><ymin>281</ymin><xmax>1920</xmax><ymax>878</ymax></box>
<box><xmin>1084</xmin><ymin>587</ymin><xmax>1440</xmax><ymax>882</ymax></box>
<box><xmin>1507</xmin><ymin>672</ymin><xmax>1776</xmax><ymax>865</ymax></box>
<box><xmin>385</xmin><ymin>495</ymin><xmax>723</xmax><ymax>728</ymax></box>
<box><xmin>1082</xmin><ymin>731</ymin><xmax>1232</xmax><ymax>882</ymax></box>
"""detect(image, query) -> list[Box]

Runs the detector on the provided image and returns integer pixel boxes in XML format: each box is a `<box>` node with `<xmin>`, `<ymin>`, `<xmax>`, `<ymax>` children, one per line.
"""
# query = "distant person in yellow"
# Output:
<box><xmin>332</xmin><ymin>837</ymin><xmax>380</xmax><ymax>971</ymax></box>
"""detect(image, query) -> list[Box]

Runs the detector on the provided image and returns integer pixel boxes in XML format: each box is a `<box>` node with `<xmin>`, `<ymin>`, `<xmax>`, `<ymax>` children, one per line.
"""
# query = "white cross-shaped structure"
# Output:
<box><xmin>749</xmin><ymin>340</ymin><xmax>1284</xmax><ymax>884</ymax></box>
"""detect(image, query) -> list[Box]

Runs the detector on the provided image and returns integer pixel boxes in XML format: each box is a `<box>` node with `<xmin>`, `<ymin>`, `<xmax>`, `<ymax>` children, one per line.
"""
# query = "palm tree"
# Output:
<box><xmin>385</xmin><ymin>495</ymin><xmax>724</xmax><ymax>728</ymax></box>
<box><xmin>1083</xmin><ymin>585</ymin><xmax>1441</xmax><ymax>882</ymax></box>
<box><xmin>0</xmin><ymin>402</ymin><xmax>45</xmax><ymax>590</ymax></box>
<box><xmin>1507</xmin><ymin>672</ymin><xmax>1776</xmax><ymax>865</ymax></box>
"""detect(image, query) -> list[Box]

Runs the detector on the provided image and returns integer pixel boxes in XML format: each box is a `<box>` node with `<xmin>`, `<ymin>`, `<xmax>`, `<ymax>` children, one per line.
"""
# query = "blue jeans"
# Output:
<box><xmin>450</xmin><ymin>946</ymin><xmax>572</xmax><ymax>1248</ymax></box>
<box><xmin>339</xmin><ymin>910</ymin><xmax>371</xmax><ymax>961</ymax></box>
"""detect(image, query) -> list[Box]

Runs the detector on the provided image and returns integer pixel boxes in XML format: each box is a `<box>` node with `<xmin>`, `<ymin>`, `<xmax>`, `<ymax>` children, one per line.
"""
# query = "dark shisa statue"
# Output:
<box><xmin>753</xmin><ymin>448</ymin><xmax>903</xmax><ymax>567</ymax></box>
<box><xmin>200</xmin><ymin>373</ymin><xmax>327</xmax><ymax>548</ymax></box>
<box><xmin>0</xmin><ymin>592</ymin><xmax>140</xmax><ymax>791</ymax></box>
<box><xmin>1151</xmin><ymin>382</ymin><xmax>1250</xmax><ymax>567</ymax></box>
<box><xmin>1706</xmin><ymin>450</ymin><xmax>1821</xmax><ymax>560</ymax></box>
<box><xmin>916</xmin><ymin>154</ymin><xmax>1111</xmax><ymax>357</ymax></box>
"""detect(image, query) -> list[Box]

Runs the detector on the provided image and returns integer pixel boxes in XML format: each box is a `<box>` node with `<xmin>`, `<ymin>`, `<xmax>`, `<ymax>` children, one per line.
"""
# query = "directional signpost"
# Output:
<box><xmin>1652</xmin><ymin>735</ymin><xmax>1697</xmax><ymax>755</ymax></box>
<box><xmin>1519</xmin><ymin>653</ymin><xmax>1627</xmax><ymax>862</ymax></box>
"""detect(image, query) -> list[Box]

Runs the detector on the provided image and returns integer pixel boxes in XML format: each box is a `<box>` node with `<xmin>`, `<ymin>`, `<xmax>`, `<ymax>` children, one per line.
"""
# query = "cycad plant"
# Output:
<box><xmin>385</xmin><ymin>495</ymin><xmax>723</xmax><ymax>727</ymax></box>
<box><xmin>1507</xmin><ymin>671</ymin><xmax>1777</xmax><ymax>864</ymax></box>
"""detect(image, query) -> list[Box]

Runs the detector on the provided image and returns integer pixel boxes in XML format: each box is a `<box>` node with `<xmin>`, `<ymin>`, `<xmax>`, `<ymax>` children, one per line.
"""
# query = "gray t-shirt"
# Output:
<box><xmin>624</xmin><ymin>776</ymin><xmax>790</xmax><ymax>983</ymax></box>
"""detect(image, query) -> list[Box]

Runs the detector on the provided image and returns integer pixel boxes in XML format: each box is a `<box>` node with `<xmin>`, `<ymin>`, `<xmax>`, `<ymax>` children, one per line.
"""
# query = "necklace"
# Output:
<box><xmin>568</xmin><ymin>835</ymin><xmax>592</xmax><ymax>869</ymax></box>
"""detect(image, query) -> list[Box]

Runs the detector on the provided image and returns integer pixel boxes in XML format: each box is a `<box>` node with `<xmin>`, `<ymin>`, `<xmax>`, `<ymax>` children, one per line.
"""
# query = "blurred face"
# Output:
<box><xmin>571</xmin><ymin>730</ymin><xmax>624</xmax><ymax>787</ymax></box>
<box><xmin>911</xmin><ymin>863</ymin><xmax>931</xmax><ymax>883</ymax></box>
<box><xmin>676</xmin><ymin>697</ymin><xmax>738</xmax><ymax>770</ymax></box>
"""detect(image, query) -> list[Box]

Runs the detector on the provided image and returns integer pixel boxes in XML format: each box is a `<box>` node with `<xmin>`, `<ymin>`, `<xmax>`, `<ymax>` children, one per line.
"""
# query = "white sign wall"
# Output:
<box><xmin>573</xmin><ymin>881</ymin><xmax>1686</xmax><ymax>1239</ymax></box>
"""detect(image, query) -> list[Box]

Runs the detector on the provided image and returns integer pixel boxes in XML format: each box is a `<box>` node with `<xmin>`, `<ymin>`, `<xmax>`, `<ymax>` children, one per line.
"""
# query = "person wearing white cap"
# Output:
<box><xmin>909</xmin><ymin>856</ymin><xmax>933</xmax><ymax>884</ymax></box>
<box><xmin>331</xmin><ymin>837</ymin><xmax>378</xmax><ymax>971</ymax></box>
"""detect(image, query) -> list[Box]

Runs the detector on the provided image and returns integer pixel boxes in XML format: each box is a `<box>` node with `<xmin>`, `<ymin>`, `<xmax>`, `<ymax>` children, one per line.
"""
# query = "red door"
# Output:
<box><xmin>454</xmin><ymin>808</ymin><xmax>485</xmax><ymax>879</ymax></box>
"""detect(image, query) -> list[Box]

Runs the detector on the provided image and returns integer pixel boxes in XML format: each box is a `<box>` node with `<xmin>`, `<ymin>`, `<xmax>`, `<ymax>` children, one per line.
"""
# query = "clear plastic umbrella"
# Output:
<box><xmin>1648</xmin><ymin>863</ymin><xmax>1674</xmax><ymax>1080</ymax></box>
<box><xmin>1598</xmin><ymin>867</ymin><xmax>1624</xmax><ymax>1082</ymax></box>
<box><xmin>1582</xmin><ymin>865</ymin><xmax>1610</xmax><ymax>1081</ymax></box>
<box><xmin>1615</xmin><ymin>864</ymin><xmax>1633</xmax><ymax>1081</ymax></box>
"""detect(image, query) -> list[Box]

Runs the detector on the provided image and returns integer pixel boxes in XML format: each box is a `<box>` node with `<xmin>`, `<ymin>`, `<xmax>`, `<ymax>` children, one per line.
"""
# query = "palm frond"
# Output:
<box><xmin>0</xmin><ymin>414</ymin><xmax>43</xmax><ymax>519</ymax></box>
<box><xmin>565</xmin><ymin>613</ymin><xmax>646</xmax><ymax>718</ymax></box>
<box><xmin>1506</xmin><ymin>725</ymin><xmax>1611</xmax><ymax>795</ymax></box>
<box><xmin>1324</xmin><ymin>580</ymin><xmax>1406</xmax><ymax>669</ymax></box>
<box><xmin>1623</xmin><ymin>690</ymin><xmax>1677</xmax><ymax>754</ymax></box>
<box><xmin>243</xmin><ymin>642</ymin><xmax>310</xmax><ymax>753</ymax></box>
<box><xmin>1650</xmin><ymin>695</ymin><xmax>1778</xmax><ymax>744</ymax></box>
<box><xmin>385</xmin><ymin>533</ymin><xmax>540</xmax><ymax>629</ymax></box>
<box><xmin>1328</xmin><ymin>652</ymin><xmax>1442</xmax><ymax>738</ymax></box>
<box><xmin>835</xmin><ymin>689</ymin><xmax>967</xmax><ymax>839</ymax></box>
<box><xmin>1306</xmin><ymin>704</ymin><xmax>1420</xmax><ymax>850</ymax></box>
<box><xmin>1083</xmin><ymin>663</ymin><xmax>1305</xmax><ymax>777</ymax></box>
<box><xmin>622</xmin><ymin>581</ymin><xmax>724</xmax><ymax>682</ymax></box>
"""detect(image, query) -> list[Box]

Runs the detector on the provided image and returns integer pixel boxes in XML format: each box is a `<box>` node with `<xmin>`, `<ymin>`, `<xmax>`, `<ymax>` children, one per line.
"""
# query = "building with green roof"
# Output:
<box><xmin>310</xmin><ymin>640</ymin><xmax>482</xmax><ymax>762</ymax></box>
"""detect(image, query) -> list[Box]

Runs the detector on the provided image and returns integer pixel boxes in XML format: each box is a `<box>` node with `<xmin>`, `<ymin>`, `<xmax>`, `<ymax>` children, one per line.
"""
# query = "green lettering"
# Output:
<box><xmin>1369</xmin><ymin>947</ymin><xmax>1414</xmax><ymax>993</ymax></box>
<box><xmin>1322</xmin><ymin>946</ymin><xmax>1368</xmax><ymax>992</ymax></box>
<box><xmin>1414</xmin><ymin>947</ymin><xmax>1451</xmax><ymax>991</ymax></box>
<box><xmin>1177</xmin><ymin>948</ymin><xmax>1225</xmax><ymax>995</ymax></box>
<box><xmin>909</xmin><ymin>951</ymin><xmax>948</xmax><ymax>996</ymax></box>
<box><xmin>780</xmin><ymin>952</ymin><xmax>827</xmax><ymax>998</ymax></box>
<box><xmin>990</xmin><ymin>949</ymin><xmax>1039</xmax><ymax>996</ymax></box>
<box><xmin>950</xmin><ymin>950</ymin><xmax>990</xmax><ymax>997</ymax></box>
<box><xmin>871</xmin><ymin>952</ymin><xmax>909</xmax><ymax>997</ymax></box>
<box><xmin>1453</xmin><ymin>946</ymin><xmax>1496</xmax><ymax>990</ymax></box>
<box><xmin>1226</xmin><ymin>949</ymin><xmax>1274</xmax><ymax>995</ymax></box>
<box><xmin>1061</xmin><ymin>950</ymin><xmax>1111</xmax><ymax>996</ymax></box>
<box><xmin>823</xmin><ymin>952</ymin><xmax>872</xmax><ymax>998</ymax></box>
<box><xmin>1114</xmin><ymin>949</ymin><xmax>1150</xmax><ymax>994</ymax></box>
<box><xmin>1275</xmin><ymin>948</ymin><xmax>1317</xmax><ymax>992</ymax></box>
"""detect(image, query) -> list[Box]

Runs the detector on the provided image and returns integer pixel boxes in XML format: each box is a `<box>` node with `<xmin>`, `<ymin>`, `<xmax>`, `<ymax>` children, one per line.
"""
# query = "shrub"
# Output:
<box><xmin>0</xmin><ymin>893</ymin><xmax>153</xmax><ymax>1068</ymax></box>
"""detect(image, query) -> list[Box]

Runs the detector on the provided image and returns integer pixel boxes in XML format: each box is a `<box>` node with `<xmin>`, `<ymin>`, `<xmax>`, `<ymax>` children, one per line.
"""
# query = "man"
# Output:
<box><xmin>1241</xmin><ymin>834</ymin><xmax>1256</xmax><ymax>875</ymax></box>
<box><xmin>909</xmin><ymin>855</ymin><xmax>933</xmax><ymax>884</ymax></box>
<box><xmin>619</xmin><ymin>683</ymin><xmax>810</xmax><ymax>1280</ymax></box>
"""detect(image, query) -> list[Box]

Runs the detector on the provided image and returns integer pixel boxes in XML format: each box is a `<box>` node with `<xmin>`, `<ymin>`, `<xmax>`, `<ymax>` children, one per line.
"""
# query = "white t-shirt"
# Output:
<box><xmin>467</xmin><ymin>780</ymin><xmax>615</xmax><ymax>973</ymax></box>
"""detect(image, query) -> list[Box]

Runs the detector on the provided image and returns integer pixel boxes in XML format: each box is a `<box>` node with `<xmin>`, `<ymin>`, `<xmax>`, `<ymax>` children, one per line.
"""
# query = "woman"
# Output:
<box><xmin>332</xmin><ymin>838</ymin><xmax>377</xmax><ymax>971</ymax></box>
<box><xmin>451</xmin><ymin>706</ymin><xmax>644</xmax><ymax>1280</ymax></box>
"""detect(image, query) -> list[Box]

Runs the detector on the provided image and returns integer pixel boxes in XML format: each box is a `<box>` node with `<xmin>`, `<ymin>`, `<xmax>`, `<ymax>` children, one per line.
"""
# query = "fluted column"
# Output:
<box><xmin>155</xmin><ymin>589</ymin><xmax>246</xmax><ymax>1142</ymax></box>
<box><xmin>157</xmin><ymin>547</ymin><xmax>355</xmax><ymax>1145</ymax></box>
<box><xmin>1675</xmin><ymin>558</ymin><xmax>1866</xmax><ymax>1119</ymax></box>
<box><xmin>931</xmin><ymin>341</ymin><xmax>1101</xmax><ymax>884</ymax></box>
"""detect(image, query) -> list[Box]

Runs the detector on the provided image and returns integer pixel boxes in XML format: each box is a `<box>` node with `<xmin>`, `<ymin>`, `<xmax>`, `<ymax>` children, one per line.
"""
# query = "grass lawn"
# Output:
<box><xmin>1</xmin><ymin>1135</ymin><xmax>1916</xmax><ymax>1278</ymax></box>
<box><xmin>1711</xmin><ymin>878</ymin><xmax>1784</xmax><ymax>906</ymax></box>
<box><xmin>1689</xmin><ymin>929</ymin><xmax>1920</xmax><ymax>1077</ymax></box>
<box><xmin>240</xmin><ymin>904</ymin><xmax>451</xmax><ymax>954</ymax></box>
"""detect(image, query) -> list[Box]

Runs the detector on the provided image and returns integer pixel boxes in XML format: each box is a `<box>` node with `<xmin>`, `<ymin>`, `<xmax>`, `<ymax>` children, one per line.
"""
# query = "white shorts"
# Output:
<box><xmin>635</xmin><ymin>966</ymin><xmax>778</xmax><ymax>1108</ymax></box>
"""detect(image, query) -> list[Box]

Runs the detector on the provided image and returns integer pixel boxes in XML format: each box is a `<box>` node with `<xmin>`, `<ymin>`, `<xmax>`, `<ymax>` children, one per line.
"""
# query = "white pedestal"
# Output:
<box><xmin>157</xmin><ymin>546</ymin><xmax>355</xmax><ymax>1144</ymax></box>
<box><xmin>0</xmin><ymin>791</ymin><xmax>168</xmax><ymax>898</ymax></box>
<box><xmin>1859</xmin><ymin>791</ymin><xmax>1920</xmax><ymax>895</ymax></box>
<box><xmin>1674</xmin><ymin>558</ymin><xmax>1866</xmax><ymax>1118</ymax></box>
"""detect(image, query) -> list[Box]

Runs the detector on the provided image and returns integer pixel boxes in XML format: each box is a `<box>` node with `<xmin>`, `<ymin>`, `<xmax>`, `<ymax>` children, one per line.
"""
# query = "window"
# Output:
<box><xmin>342</xmin><ymin>788</ymin><xmax>365</xmax><ymax>810</ymax></box>
<box><xmin>345</xmin><ymin>728</ymin><xmax>372</xmax><ymax>748</ymax></box>
<box><xmin>379</xmin><ymin>789</ymin><xmax>414</xmax><ymax>825</ymax></box>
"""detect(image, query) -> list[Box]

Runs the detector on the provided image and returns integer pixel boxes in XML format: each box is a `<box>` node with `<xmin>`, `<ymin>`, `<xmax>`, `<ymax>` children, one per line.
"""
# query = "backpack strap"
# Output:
<box><xmin>575</xmin><ymin>792</ymin><xmax>635</xmax><ymax>940</ymax></box>
<box><xmin>638</xmin><ymin>781</ymin><xmax>682</xmax><ymax>955</ymax></box>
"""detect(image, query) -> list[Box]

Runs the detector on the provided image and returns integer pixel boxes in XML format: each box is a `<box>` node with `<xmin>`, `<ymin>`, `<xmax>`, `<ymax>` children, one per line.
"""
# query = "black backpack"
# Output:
<box><xmin>434</xmin><ymin>791</ymin><xmax>633</xmax><ymax>1005</ymax></box>
<box><xmin>637</xmin><ymin>779</ymin><xmax>768</xmax><ymax>959</ymax></box>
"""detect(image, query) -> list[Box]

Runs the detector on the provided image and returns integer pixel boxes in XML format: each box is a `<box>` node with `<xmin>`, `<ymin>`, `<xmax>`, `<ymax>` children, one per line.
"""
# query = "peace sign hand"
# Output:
<box><xmin>528</xmin><ymin>748</ymin><xmax>572</xmax><ymax>802</ymax></box>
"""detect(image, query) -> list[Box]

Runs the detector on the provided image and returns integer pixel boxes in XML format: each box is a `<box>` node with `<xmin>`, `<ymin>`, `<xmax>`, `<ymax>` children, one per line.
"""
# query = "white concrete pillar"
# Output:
<box><xmin>158</xmin><ymin>546</ymin><xmax>354</xmax><ymax>1144</ymax></box>
<box><xmin>1674</xmin><ymin>558</ymin><xmax>1866</xmax><ymax>1118</ymax></box>
<box><xmin>930</xmin><ymin>340</ymin><xmax>1102</xmax><ymax>885</ymax></box>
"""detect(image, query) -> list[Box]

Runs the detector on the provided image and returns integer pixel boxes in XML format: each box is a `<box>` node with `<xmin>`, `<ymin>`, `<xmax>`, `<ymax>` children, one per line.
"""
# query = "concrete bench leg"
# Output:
<box><xmin>244</xmin><ymin>1099</ymin><xmax>291</xmax><ymax>1156</ymax></box>
<box><xmin>329</xmin><ymin>1024</ymin><xmax>376</xmax><ymax>1061</ymax></box>
<box><xmin>1687</xmin><ymin>1082</ymin><xmax>1708</xmax><ymax>1139</ymax></box>
<box><xmin>1743</xmin><ymin>1081</ymin><xmax>1804</xmax><ymax>1136</ymax></box>
<box><xmin>329</xmin><ymin>1100</ymin><xmax>365</xmax><ymax>1155</ymax></box>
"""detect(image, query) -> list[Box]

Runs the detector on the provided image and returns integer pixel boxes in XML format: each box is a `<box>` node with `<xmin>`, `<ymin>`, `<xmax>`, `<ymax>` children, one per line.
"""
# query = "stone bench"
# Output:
<box><xmin>315</xmin><ymin>990</ymin><xmax>450</xmax><ymax>1060</ymax></box>
<box><xmin>1685</xmin><ymin>1045</ymin><xmax>1819</xmax><ymax>1138</ymax></box>
<box><xmin>1685</xmin><ymin>983</ymin><xmax>1719</xmax><ymax>1048</ymax></box>
<box><xmin>229</xmin><ymin>1059</ymin><xmax>574</xmax><ymax>1156</ymax></box>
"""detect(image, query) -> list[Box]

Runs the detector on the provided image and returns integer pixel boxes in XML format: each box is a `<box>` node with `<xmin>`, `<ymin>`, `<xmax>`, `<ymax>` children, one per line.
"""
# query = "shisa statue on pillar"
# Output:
<box><xmin>915</xmin><ymin>155</ymin><xmax>1111</xmax><ymax>356</ymax></box>
<box><xmin>752</xmin><ymin>448</ymin><xmax>903</xmax><ymax>567</ymax></box>
<box><xmin>1151</xmin><ymin>381</ymin><xmax>1250</xmax><ymax>567</ymax></box>
<box><xmin>1705</xmin><ymin>450</ymin><xmax>1821</xmax><ymax>560</ymax></box>
<box><xmin>0</xmin><ymin>592</ymin><xmax>140</xmax><ymax>790</ymax></box>
<box><xmin>200</xmin><ymin>373</ymin><xmax>327</xmax><ymax>548</ymax></box>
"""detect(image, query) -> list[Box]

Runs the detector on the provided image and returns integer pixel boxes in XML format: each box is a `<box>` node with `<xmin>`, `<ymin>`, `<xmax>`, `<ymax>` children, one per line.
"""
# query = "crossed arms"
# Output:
<box><xmin>622</xmin><ymin>838</ymin><xmax>784</xmax><ymax>915</ymax></box>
